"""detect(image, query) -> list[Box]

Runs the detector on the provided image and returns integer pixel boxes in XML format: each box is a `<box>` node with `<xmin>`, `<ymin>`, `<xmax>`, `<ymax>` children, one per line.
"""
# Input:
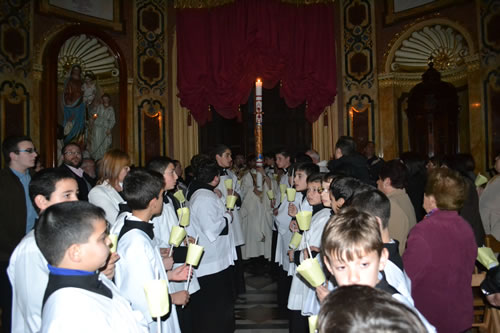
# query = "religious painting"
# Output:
<box><xmin>39</xmin><ymin>0</ymin><xmax>123</xmax><ymax>31</ymax></box>
<box><xmin>384</xmin><ymin>0</ymin><xmax>461</xmax><ymax>25</ymax></box>
<box><xmin>57</xmin><ymin>34</ymin><xmax>120</xmax><ymax>162</ymax></box>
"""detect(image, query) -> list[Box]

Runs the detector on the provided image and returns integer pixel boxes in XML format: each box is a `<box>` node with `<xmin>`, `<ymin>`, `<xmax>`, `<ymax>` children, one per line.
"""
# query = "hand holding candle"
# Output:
<box><xmin>296</xmin><ymin>211</ymin><xmax>312</xmax><ymax>231</ymax></box>
<box><xmin>226</xmin><ymin>195</ymin><xmax>237</xmax><ymax>210</ymax></box>
<box><xmin>297</xmin><ymin>258</ymin><xmax>326</xmax><ymax>288</ymax></box>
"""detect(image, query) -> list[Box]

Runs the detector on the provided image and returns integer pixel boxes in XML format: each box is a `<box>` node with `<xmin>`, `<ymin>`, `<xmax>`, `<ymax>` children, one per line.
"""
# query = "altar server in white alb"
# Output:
<box><xmin>8</xmin><ymin>168</ymin><xmax>119</xmax><ymax>333</ymax></box>
<box><xmin>112</xmin><ymin>168</ymin><xmax>191</xmax><ymax>333</ymax></box>
<box><xmin>146</xmin><ymin>156</ymin><xmax>200</xmax><ymax>333</ymax></box>
<box><xmin>35</xmin><ymin>201</ymin><xmax>148</xmax><ymax>333</ymax></box>
<box><xmin>186</xmin><ymin>157</ymin><xmax>236</xmax><ymax>333</ymax></box>
<box><xmin>288</xmin><ymin>173</ymin><xmax>331</xmax><ymax>317</ymax></box>
<box><xmin>213</xmin><ymin>144</ymin><xmax>245</xmax><ymax>295</ymax></box>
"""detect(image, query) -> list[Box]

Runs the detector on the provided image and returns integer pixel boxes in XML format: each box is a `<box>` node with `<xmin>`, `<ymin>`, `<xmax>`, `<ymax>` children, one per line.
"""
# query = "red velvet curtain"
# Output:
<box><xmin>176</xmin><ymin>0</ymin><xmax>337</xmax><ymax>125</ymax></box>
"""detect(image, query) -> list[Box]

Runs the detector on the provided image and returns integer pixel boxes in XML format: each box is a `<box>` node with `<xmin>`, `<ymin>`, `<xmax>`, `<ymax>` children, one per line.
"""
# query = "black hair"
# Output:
<box><xmin>173</xmin><ymin>159</ymin><xmax>181</xmax><ymax>167</ymax></box>
<box><xmin>351</xmin><ymin>189</ymin><xmax>391</xmax><ymax>229</ymax></box>
<box><xmin>399</xmin><ymin>152</ymin><xmax>426</xmax><ymax>177</ymax></box>
<box><xmin>275</xmin><ymin>148</ymin><xmax>292</xmax><ymax>159</ymax></box>
<box><xmin>264</xmin><ymin>151</ymin><xmax>275</xmax><ymax>159</ymax></box>
<box><xmin>196</xmin><ymin>158</ymin><xmax>221</xmax><ymax>184</ymax></box>
<box><xmin>35</xmin><ymin>201</ymin><xmax>106</xmax><ymax>266</ymax></box>
<box><xmin>29</xmin><ymin>168</ymin><xmax>76</xmax><ymax>213</ymax></box>
<box><xmin>379</xmin><ymin>159</ymin><xmax>407</xmax><ymax>189</ymax></box>
<box><xmin>294</xmin><ymin>152</ymin><xmax>313</xmax><ymax>164</ymax></box>
<box><xmin>322</xmin><ymin>172</ymin><xmax>337</xmax><ymax>184</ymax></box>
<box><xmin>295</xmin><ymin>162</ymin><xmax>320</xmax><ymax>177</ymax></box>
<box><xmin>122</xmin><ymin>168</ymin><xmax>165</xmax><ymax>210</ymax></box>
<box><xmin>318</xmin><ymin>285</ymin><xmax>427</xmax><ymax>333</ymax></box>
<box><xmin>445</xmin><ymin>153</ymin><xmax>476</xmax><ymax>182</ymax></box>
<box><xmin>330</xmin><ymin>176</ymin><xmax>364</xmax><ymax>204</ymax></box>
<box><xmin>335</xmin><ymin>136</ymin><xmax>356</xmax><ymax>156</ymax></box>
<box><xmin>146</xmin><ymin>156</ymin><xmax>175</xmax><ymax>175</ymax></box>
<box><xmin>211</xmin><ymin>144</ymin><xmax>230</xmax><ymax>160</ymax></box>
<box><xmin>307</xmin><ymin>172</ymin><xmax>323</xmax><ymax>184</ymax></box>
<box><xmin>2</xmin><ymin>135</ymin><xmax>32</xmax><ymax>164</ymax></box>
<box><xmin>190</xmin><ymin>153</ymin><xmax>210</xmax><ymax>178</ymax></box>
<box><xmin>61</xmin><ymin>142</ymin><xmax>81</xmax><ymax>155</ymax></box>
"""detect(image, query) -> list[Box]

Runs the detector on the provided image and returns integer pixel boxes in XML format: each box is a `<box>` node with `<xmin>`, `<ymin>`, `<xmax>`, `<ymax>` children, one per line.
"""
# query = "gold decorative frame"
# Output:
<box><xmin>39</xmin><ymin>0</ymin><xmax>123</xmax><ymax>32</ymax></box>
<box><xmin>384</xmin><ymin>0</ymin><xmax>464</xmax><ymax>25</ymax></box>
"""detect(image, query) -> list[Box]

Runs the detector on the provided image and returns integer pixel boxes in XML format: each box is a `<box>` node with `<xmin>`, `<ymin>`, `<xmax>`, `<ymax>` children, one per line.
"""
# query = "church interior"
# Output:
<box><xmin>0</xmin><ymin>0</ymin><xmax>498</xmax><ymax>173</ymax></box>
<box><xmin>1</xmin><ymin>0</ymin><xmax>500</xmax><ymax>332</ymax></box>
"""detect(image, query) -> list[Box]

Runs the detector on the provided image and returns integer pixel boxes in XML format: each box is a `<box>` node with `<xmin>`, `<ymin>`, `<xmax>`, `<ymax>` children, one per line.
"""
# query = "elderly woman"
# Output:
<box><xmin>88</xmin><ymin>149</ymin><xmax>131</xmax><ymax>225</ymax></box>
<box><xmin>403</xmin><ymin>168</ymin><xmax>477</xmax><ymax>333</ymax></box>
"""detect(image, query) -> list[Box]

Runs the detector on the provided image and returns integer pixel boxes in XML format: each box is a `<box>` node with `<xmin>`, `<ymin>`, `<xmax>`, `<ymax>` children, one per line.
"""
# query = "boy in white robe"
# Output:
<box><xmin>147</xmin><ymin>156</ymin><xmax>200</xmax><ymax>333</ymax></box>
<box><xmin>186</xmin><ymin>157</ymin><xmax>236</xmax><ymax>333</ymax></box>
<box><xmin>7</xmin><ymin>168</ymin><xmax>118</xmax><ymax>333</ymax></box>
<box><xmin>112</xmin><ymin>169</ymin><xmax>190</xmax><ymax>333</ymax></box>
<box><xmin>317</xmin><ymin>208</ymin><xmax>435</xmax><ymax>332</ymax></box>
<box><xmin>35</xmin><ymin>201</ymin><xmax>148</xmax><ymax>333</ymax></box>
<box><xmin>284</xmin><ymin>162</ymin><xmax>318</xmax><ymax>333</ymax></box>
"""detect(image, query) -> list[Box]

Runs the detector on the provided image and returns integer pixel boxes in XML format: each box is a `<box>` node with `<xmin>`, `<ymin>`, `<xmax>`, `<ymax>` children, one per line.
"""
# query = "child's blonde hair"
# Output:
<box><xmin>321</xmin><ymin>207</ymin><xmax>383</xmax><ymax>264</ymax></box>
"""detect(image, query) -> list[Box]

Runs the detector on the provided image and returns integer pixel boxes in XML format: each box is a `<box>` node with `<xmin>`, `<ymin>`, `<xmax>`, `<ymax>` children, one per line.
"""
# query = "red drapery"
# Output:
<box><xmin>176</xmin><ymin>0</ymin><xmax>337</xmax><ymax>125</ymax></box>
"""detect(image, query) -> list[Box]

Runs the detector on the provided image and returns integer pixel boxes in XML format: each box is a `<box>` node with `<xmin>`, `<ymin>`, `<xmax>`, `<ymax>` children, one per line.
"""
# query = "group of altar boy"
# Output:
<box><xmin>1</xmin><ymin>136</ymin><xmax>441</xmax><ymax>333</ymax></box>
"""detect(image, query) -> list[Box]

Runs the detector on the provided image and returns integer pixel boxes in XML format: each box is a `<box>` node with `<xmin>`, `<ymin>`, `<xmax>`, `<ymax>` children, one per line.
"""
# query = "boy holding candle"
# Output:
<box><xmin>35</xmin><ymin>201</ymin><xmax>148</xmax><ymax>332</ymax></box>
<box><xmin>8</xmin><ymin>168</ymin><xmax>119</xmax><ymax>333</ymax></box>
<box><xmin>287</xmin><ymin>173</ymin><xmax>330</xmax><ymax>332</ymax></box>
<box><xmin>147</xmin><ymin>156</ymin><xmax>200</xmax><ymax>333</ymax></box>
<box><xmin>111</xmin><ymin>168</ymin><xmax>190</xmax><ymax>333</ymax></box>
<box><xmin>285</xmin><ymin>162</ymin><xmax>318</xmax><ymax>333</ymax></box>
<box><xmin>318</xmin><ymin>208</ymin><xmax>435</xmax><ymax>332</ymax></box>
<box><xmin>186</xmin><ymin>157</ymin><xmax>236</xmax><ymax>333</ymax></box>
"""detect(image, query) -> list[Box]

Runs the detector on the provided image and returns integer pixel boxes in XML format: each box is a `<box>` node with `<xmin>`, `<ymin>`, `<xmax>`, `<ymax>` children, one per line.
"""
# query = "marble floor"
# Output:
<box><xmin>235</xmin><ymin>260</ymin><xmax>288</xmax><ymax>333</ymax></box>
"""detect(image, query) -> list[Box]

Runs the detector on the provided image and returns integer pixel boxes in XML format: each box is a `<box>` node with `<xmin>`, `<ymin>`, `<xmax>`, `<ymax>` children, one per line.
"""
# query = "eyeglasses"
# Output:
<box><xmin>16</xmin><ymin>148</ymin><xmax>37</xmax><ymax>154</ymax></box>
<box><xmin>64</xmin><ymin>151</ymin><xmax>82</xmax><ymax>156</ymax></box>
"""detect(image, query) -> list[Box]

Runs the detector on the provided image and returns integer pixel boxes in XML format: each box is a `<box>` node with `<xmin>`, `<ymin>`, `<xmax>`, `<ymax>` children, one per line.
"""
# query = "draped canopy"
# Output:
<box><xmin>176</xmin><ymin>0</ymin><xmax>337</xmax><ymax>125</ymax></box>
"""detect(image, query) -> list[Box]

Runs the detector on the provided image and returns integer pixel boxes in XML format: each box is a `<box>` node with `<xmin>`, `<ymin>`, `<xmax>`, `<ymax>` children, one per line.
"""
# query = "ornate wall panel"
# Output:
<box><xmin>0</xmin><ymin>81</ymin><xmax>29</xmax><ymax>165</ymax></box>
<box><xmin>135</xmin><ymin>0</ymin><xmax>167</xmax><ymax>165</ymax></box>
<box><xmin>341</xmin><ymin>0</ymin><xmax>378</xmax><ymax>154</ymax></box>
<box><xmin>480</xmin><ymin>0</ymin><xmax>500</xmax><ymax>169</ymax></box>
<box><xmin>0</xmin><ymin>1</ymin><xmax>32</xmax><ymax>164</ymax></box>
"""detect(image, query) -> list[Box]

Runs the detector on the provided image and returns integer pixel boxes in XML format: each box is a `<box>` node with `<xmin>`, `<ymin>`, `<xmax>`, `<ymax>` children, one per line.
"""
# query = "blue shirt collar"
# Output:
<box><xmin>47</xmin><ymin>264</ymin><xmax>95</xmax><ymax>276</ymax></box>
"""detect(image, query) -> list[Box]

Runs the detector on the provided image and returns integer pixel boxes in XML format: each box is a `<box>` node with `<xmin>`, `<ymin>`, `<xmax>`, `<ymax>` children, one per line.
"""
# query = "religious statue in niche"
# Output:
<box><xmin>62</xmin><ymin>65</ymin><xmax>86</xmax><ymax>145</ymax></box>
<box><xmin>88</xmin><ymin>94</ymin><xmax>115</xmax><ymax>160</ymax></box>
<box><xmin>57</xmin><ymin>34</ymin><xmax>120</xmax><ymax>161</ymax></box>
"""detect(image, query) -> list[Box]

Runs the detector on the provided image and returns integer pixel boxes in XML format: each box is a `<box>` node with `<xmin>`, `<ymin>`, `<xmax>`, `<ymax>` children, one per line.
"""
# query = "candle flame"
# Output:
<box><xmin>257</xmin><ymin>78</ymin><xmax>261</xmax><ymax>83</ymax></box>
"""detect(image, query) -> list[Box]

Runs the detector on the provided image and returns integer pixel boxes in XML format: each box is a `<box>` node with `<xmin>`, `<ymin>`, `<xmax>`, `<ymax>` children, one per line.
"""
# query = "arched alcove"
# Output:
<box><xmin>37</xmin><ymin>25</ymin><xmax>128</xmax><ymax>167</ymax></box>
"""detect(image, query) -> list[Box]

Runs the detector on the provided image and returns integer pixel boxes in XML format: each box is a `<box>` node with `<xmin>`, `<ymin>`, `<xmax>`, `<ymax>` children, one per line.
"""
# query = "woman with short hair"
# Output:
<box><xmin>403</xmin><ymin>168</ymin><xmax>477</xmax><ymax>333</ymax></box>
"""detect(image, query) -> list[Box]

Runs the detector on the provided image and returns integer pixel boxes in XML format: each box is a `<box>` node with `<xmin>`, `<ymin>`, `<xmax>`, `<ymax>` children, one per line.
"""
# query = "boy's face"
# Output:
<box><xmin>275</xmin><ymin>154</ymin><xmax>290</xmax><ymax>169</ymax></box>
<box><xmin>324</xmin><ymin>249</ymin><xmax>388</xmax><ymax>288</ymax></box>
<box><xmin>36</xmin><ymin>178</ymin><xmax>79</xmax><ymax>212</ymax></box>
<box><xmin>321</xmin><ymin>181</ymin><xmax>332</xmax><ymax>207</ymax></box>
<box><xmin>79</xmin><ymin>218</ymin><xmax>111</xmax><ymax>271</ymax></box>
<box><xmin>216</xmin><ymin>149</ymin><xmax>232</xmax><ymax>168</ymax></box>
<box><xmin>306</xmin><ymin>181</ymin><xmax>322</xmax><ymax>205</ymax></box>
<box><xmin>163</xmin><ymin>163</ymin><xmax>178</xmax><ymax>190</ymax></box>
<box><xmin>294</xmin><ymin>170</ymin><xmax>307</xmax><ymax>191</ymax></box>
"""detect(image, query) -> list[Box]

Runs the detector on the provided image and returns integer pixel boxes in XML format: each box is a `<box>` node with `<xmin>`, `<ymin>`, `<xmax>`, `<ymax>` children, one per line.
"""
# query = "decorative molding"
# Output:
<box><xmin>383</xmin><ymin>17</ymin><xmax>475</xmax><ymax>73</ymax></box>
<box><xmin>0</xmin><ymin>0</ymin><xmax>31</xmax><ymax>77</ymax></box>
<box><xmin>391</xmin><ymin>25</ymin><xmax>469</xmax><ymax>72</ymax></box>
<box><xmin>57</xmin><ymin>34</ymin><xmax>120</xmax><ymax>80</ymax></box>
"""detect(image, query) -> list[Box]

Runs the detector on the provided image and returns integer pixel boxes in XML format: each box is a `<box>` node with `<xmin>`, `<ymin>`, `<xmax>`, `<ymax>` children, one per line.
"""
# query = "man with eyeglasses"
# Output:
<box><xmin>0</xmin><ymin>135</ymin><xmax>38</xmax><ymax>332</ymax></box>
<box><xmin>59</xmin><ymin>143</ymin><xmax>94</xmax><ymax>201</ymax></box>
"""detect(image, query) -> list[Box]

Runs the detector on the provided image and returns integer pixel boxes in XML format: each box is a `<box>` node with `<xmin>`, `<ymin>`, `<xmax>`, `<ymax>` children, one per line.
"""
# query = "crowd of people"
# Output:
<box><xmin>1</xmin><ymin>134</ymin><xmax>500</xmax><ymax>333</ymax></box>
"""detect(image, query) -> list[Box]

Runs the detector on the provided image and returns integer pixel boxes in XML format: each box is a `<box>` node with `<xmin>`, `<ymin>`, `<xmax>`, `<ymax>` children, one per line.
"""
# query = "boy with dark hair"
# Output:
<box><xmin>318</xmin><ymin>285</ymin><xmax>426</xmax><ymax>333</ymax></box>
<box><xmin>35</xmin><ymin>201</ymin><xmax>147</xmax><ymax>332</ymax></box>
<box><xmin>287</xmin><ymin>172</ymin><xmax>330</xmax><ymax>332</ymax></box>
<box><xmin>319</xmin><ymin>208</ymin><xmax>435</xmax><ymax>332</ymax></box>
<box><xmin>186</xmin><ymin>158</ymin><xmax>235</xmax><ymax>333</ymax></box>
<box><xmin>8</xmin><ymin>168</ymin><xmax>80</xmax><ymax>333</ymax></box>
<box><xmin>112</xmin><ymin>168</ymin><xmax>190</xmax><ymax>333</ymax></box>
<box><xmin>146</xmin><ymin>156</ymin><xmax>199</xmax><ymax>333</ymax></box>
